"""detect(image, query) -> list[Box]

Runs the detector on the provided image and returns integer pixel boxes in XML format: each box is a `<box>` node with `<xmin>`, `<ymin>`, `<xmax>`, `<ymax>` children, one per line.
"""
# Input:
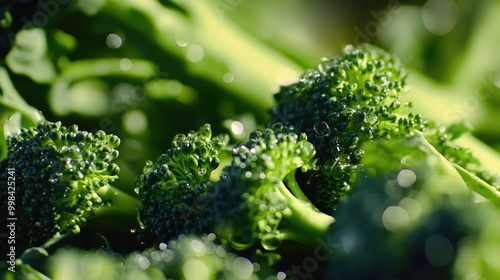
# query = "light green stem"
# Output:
<box><xmin>276</xmin><ymin>181</ymin><xmax>335</xmax><ymax>244</ymax></box>
<box><xmin>99</xmin><ymin>0</ymin><xmax>303</xmax><ymax>115</ymax></box>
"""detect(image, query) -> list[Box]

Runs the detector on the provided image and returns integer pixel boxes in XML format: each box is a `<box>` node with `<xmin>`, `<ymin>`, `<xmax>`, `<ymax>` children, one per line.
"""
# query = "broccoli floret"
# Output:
<box><xmin>136</xmin><ymin>124</ymin><xmax>230</xmax><ymax>244</ymax></box>
<box><xmin>269</xmin><ymin>44</ymin><xmax>427</xmax><ymax>211</ymax></box>
<box><xmin>0</xmin><ymin>120</ymin><xmax>139</xmax><ymax>250</ymax></box>
<box><xmin>203</xmin><ymin>128</ymin><xmax>334</xmax><ymax>251</ymax></box>
<box><xmin>326</xmin><ymin>133</ymin><xmax>483</xmax><ymax>280</ymax></box>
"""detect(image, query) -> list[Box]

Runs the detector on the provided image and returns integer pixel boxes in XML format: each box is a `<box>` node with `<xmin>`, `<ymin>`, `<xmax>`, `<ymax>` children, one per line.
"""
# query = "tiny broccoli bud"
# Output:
<box><xmin>136</xmin><ymin>124</ymin><xmax>229</xmax><ymax>244</ymax></box>
<box><xmin>269</xmin><ymin>44</ymin><xmax>427</xmax><ymax>211</ymax></box>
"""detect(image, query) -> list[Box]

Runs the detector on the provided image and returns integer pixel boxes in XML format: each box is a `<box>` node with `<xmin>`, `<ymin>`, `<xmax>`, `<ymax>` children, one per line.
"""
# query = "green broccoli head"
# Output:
<box><xmin>0</xmin><ymin>120</ymin><xmax>121</xmax><ymax>248</ymax></box>
<box><xmin>269</xmin><ymin>44</ymin><xmax>427</xmax><ymax>211</ymax></box>
<box><xmin>203</xmin><ymin>128</ymin><xmax>334</xmax><ymax>251</ymax></box>
<box><xmin>136</xmin><ymin>123</ymin><xmax>229</xmax><ymax>244</ymax></box>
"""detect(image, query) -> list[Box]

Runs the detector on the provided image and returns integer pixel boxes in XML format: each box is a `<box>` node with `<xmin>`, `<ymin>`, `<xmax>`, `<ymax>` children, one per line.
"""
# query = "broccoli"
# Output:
<box><xmin>326</xmin><ymin>133</ymin><xmax>487</xmax><ymax>280</ymax></box>
<box><xmin>268</xmin><ymin>44</ymin><xmax>500</xmax><ymax>211</ymax></box>
<box><xmin>203</xmin><ymin>128</ymin><xmax>334</xmax><ymax>252</ymax></box>
<box><xmin>135</xmin><ymin>123</ymin><xmax>230</xmax><ymax>244</ymax></box>
<box><xmin>136</xmin><ymin>123</ymin><xmax>334</xmax><ymax>254</ymax></box>
<box><xmin>10</xmin><ymin>234</ymin><xmax>269</xmax><ymax>280</ymax></box>
<box><xmin>0</xmin><ymin>120</ymin><xmax>139</xmax><ymax>252</ymax></box>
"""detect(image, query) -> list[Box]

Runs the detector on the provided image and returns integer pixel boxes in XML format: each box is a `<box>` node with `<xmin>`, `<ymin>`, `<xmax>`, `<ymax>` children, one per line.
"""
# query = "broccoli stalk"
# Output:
<box><xmin>96</xmin><ymin>0</ymin><xmax>303</xmax><ymax>116</ymax></box>
<box><xmin>0</xmin><ymin>120</ymin><xmax>140</xmax><ymax>252</ymax></box>
<box><xmin>269</xmin><ymin>176</ymin><xmax>336</xmax><ymax>246</ymax></box>
<box><xmin>204</xmin><ymin>128</ymin><xmax>335</xmax><ymax>251</ymax></box>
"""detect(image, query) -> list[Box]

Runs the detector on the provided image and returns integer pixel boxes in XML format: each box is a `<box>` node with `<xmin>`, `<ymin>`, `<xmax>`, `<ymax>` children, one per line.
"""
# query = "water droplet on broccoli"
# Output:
<box><xmin>314</xmin><ymin>121</ymin><xmax>331</xmax><ymax>136</ymax></box>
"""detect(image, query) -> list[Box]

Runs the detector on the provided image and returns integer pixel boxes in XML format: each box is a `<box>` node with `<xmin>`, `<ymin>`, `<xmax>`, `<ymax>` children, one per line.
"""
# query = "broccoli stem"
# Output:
<box><xmin>448</xmin><ymin>133</ymin><xmax>500</xmax><ymax>203</ymax></box>
<box><xmin>453</xmin><ymin>164</ymin><xmax>500</xmax><ymax>205</ymax></box>
<box><xmin>93</xmin><ymin>185</ymin><xmax>141</xmax><ymax>218</ymax></box>
<box><xmin>283</xmin><ymin>170</ymin><xmax>319</xmax><ymax>210</ymax></box>
<box><xmin>99</xmin><ymin>0</ymin><xmax>302</xmax><ymax>116</ymax></box>
<box><xmin>453</xmin><ymin>133</ymin><xmax>500</xmax><ymax>179</ymax></box>
<box><xmin>276</xmin><ymin>181</ymin><xmax>335</xmax><ymax>245</ymax></box>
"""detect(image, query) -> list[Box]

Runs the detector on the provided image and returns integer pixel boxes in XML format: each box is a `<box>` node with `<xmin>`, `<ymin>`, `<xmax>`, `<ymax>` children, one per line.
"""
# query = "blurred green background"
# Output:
<box><xmin>2</xmin><ymin>0</ymin><xmax>500</xmax><ymax>194</ymax></box>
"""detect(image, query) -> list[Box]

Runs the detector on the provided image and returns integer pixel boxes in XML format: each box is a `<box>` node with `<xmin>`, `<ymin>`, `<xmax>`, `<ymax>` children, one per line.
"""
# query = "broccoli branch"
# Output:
<box><xmin>98</xmin><ymin>0</ymin><xmax>302</xmax><ymax>115</ymax></box>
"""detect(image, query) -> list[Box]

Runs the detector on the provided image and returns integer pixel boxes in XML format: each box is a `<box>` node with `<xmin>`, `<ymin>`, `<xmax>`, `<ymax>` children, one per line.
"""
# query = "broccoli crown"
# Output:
<box><xmin>136</xmin><ymin>124</ymin><xmax>229</xmax><ymax>244</ymax></box>
<box><xmin>269</xmin><ymin>44</ymin><xmax>427</xmax><ymax>211</ymax></box>
<box><xmin>204</xmin><ymin>128</ymin><xmax>332</xmax><ymax>251</ymax></box>
<box><xmin>0</xmin><ymin>120</ymin><xmax>120</xmax><ymax>247</ymax></box>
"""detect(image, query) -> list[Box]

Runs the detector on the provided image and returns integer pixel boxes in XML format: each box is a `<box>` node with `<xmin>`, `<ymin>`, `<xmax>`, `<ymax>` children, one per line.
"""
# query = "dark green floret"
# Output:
<box><xmin>0</xmin><ymin>120</ymin><xmax>136</xmax><ymax>249</ymax></box>
<box><xmin>204</xmin><ymin>128</ymin><xmax>334</xmax><ymax>251</ymax></box>
<box><xmin>136</xmin><ymin>123</ymin><xmax>230</xmax><ymax>244</ymax></box>
<box><xmin>269</xmin><ymin>44</ymin><xmax>427</xmax><ymax>211</ymax></box>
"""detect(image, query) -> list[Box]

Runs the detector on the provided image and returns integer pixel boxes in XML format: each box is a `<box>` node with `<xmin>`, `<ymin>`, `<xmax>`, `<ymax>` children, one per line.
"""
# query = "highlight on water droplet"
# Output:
<box><xmin>421</xmin><ymin>0</ymin><xmax>459</xmax><ymax>36</ymax></box>
<box><xmin>119</xmin><ymin>58</ymin><xmax>132</xmax><ymax>71</ymax></box>
<box><xmin>382</xmin><ymin>205</ymin><xmax>410</xmax><ymax>232</ymax></box>
<box><xmin>198</xmin><ymin>167</ymin><xmax>207</xmax><ymax>176</ymax></box>
<box><xmin>397</xmin><ymin>169</ymin><xmax>417</xmax><ymax>188</ymax></box>
<box><xmin>175</xmin><ymin>36</ymin><xmax>189</xmax><ymax>47</ymax></box>
<box><xmin>230</xmin><ymin>121</ymin><xmax>244</xmax><ymax>137</ymax></box>
<box><xmin>186</xmin><ymin>44</ymin><xmax>204</xmax><ymax>62</ymax></box>
<box><xmin>223</xmin><ymin>72</ymin><xmax>235</xmax><ymax>83</ymax></box>
<box><xmin>106</xmin><ymin>33</ymin><xmax>122</xmax><ymax>49</ymax></box>
<box><xmin>314</xmin><ymin>121</ymin><xmax>331</xmax><ymax>136</ymax></box>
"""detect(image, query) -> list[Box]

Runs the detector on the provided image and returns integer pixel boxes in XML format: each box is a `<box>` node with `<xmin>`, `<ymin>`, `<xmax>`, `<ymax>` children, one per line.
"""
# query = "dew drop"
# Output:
<box><xmin>223</xmin><ymin>72</ymin><xmax>235</xmax><ymax>83</ymax></box>
<box><xmin>186</xmin><ymin>44</ymin><xmax>204</xmax><ymax>62</ymax></box>
<box><xmin>106</xmin><ymin>33</ymin><xmax>122</xmax><ymax>49</ymax></box>
<box><xmin>198</xmin><ymin>167</ymin><xmax>207</xmax><ymax>176</ymax></box>
<box><xmin>365</xmin><ymin>114</ymin><xmax>378</xmax><ymax>125</ymax></box>
<box><xmin>314</xmin><ymin>121</ymin><xmax>331</xmax><ymax>136</ymax></box>
<box><xmin>382</xmin><ymin>206</ymin><xmax>410</xmax><ymax>232</ymax></box>
<box><xmin>397</xmin><ymin>169</ymin><xmax>417</xmax><ymax>188</ymax></box>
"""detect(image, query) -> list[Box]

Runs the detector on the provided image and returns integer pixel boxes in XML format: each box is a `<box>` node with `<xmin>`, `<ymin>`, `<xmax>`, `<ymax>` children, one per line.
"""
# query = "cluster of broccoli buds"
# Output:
<box><xmin>136</xmin><ymin>123</ymin><xmax>229</xmax><ymax>243</ymax></box>
<box><xmin>1</xmin><ymin>121</ymin><xmax>125</xmax><ymax>248</ymax></box>
<box><xmin>270</xmin><ymin>44</ymin><xmax>427</xmax><ymax>210</ymax></box>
